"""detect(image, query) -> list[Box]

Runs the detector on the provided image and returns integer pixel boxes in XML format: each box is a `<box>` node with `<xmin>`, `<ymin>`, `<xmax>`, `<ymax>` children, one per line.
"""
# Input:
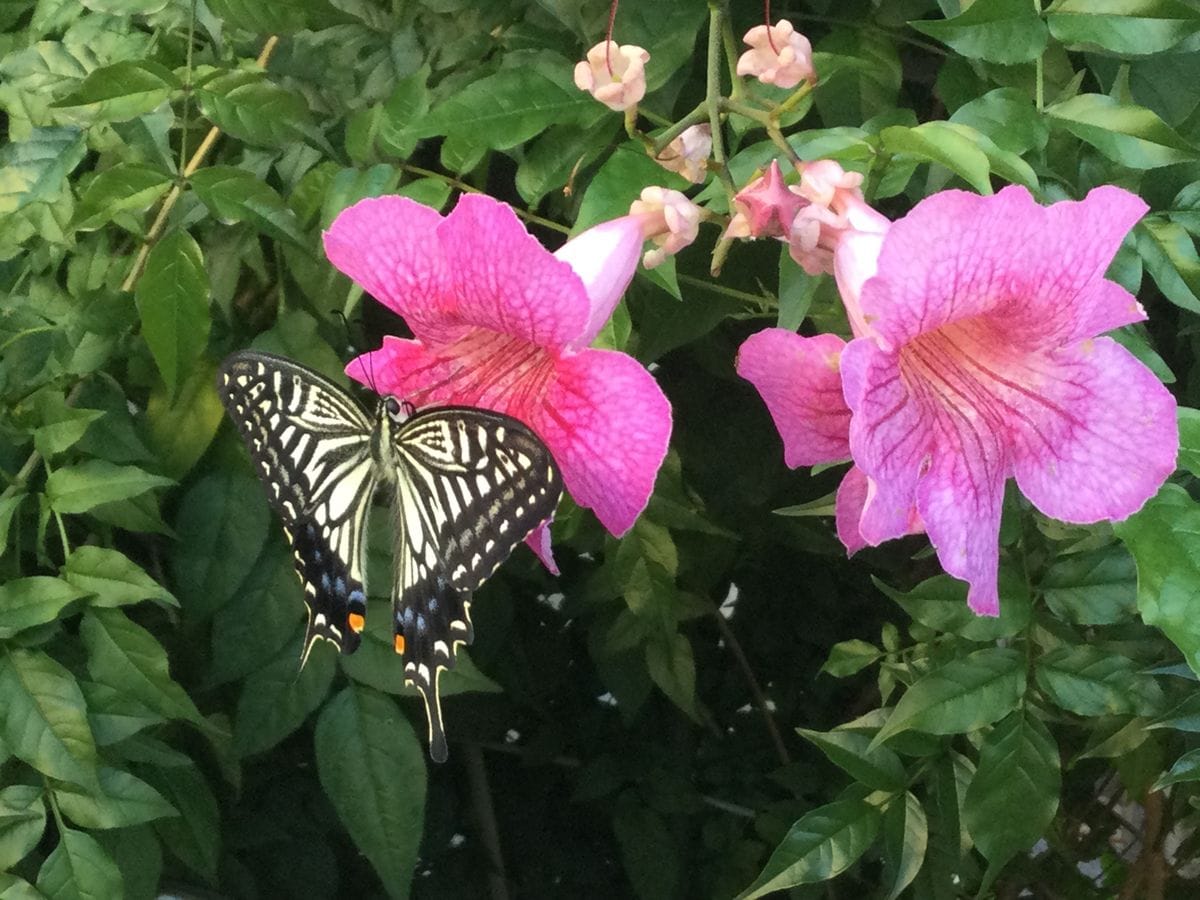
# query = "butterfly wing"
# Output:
<box><xmin>389</xmin><ymin>407</ymin><xmax>563</xmax><ymax>762</ymax></box>
<box><xmin>217</xmin><ymin>351</ymin><xmax>376</xmax><ymax>660</ymax></box>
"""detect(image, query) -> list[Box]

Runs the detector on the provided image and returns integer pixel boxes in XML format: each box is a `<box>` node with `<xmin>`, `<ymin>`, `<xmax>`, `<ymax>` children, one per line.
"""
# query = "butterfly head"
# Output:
<box><xmin>383</xmin><ymin>396</ymin><xmax>417</xmax><ymax>423</ymax></box>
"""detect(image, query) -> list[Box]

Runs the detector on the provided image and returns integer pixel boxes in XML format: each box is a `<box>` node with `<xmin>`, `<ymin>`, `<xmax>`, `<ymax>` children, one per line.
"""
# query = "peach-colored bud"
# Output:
<box><xmin>736</xmin><ymin>20</ymin><xmax>815</xmax><ymax>90</ymax></box>
<box><xmin>795</xmin><ymin>159</ymin><xmax>864</xmax><ymax>207</ymax></box>
<box><xmin>574</xmin><ymin>41</ymin><xmax>650</xmax><ymax>112</ymax></box>
<box><xmin>655</xmin><ymin>124</ymin><xmax>712</xmax><ymax>184</ymax></box>
<box><xmin>728</xmin><ymin>160</ymin><xmax>805</xmax><ymax>239</ymax></box>
<box><xmin>629</xmin><ymin>187</ymin><xmax>702</xmax><ymax>269</ymax></box>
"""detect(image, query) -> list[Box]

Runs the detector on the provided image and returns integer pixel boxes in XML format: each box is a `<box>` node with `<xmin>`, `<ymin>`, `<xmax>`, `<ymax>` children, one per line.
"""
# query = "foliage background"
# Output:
<box><xmin>3</xmin><ymin>0</ymin><xmax>1200</xmax><ymax>897</ymax></box>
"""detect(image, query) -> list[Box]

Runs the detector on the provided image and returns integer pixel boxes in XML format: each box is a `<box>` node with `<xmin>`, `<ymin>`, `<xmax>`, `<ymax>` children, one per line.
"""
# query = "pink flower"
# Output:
<box><xmin>574</xmin><ymin>41</ymin><xmax>650</xmax><ymax>112</ymax></box>
<box><xmin>628</xmin><ymin>187</ymin><xmax>702</xmax><ymax>269</ymax></box>
<box><xmin>655</xmin><ymin>124</ymin><xmax>711</xmax><ymax>184</ymax></box>
<box><xmin>322</xmin><ymin>194</ymin><xmax>673</xmax><ymax>555</ymax></box>
<box><xmin>727</xmin><ymin>160</ymin><xmax>804</xmax><ymax>239</ymax></box>
<box><xmin>736</xmin><ymin>20</ymin><xmax>815</xmax><ymax>90</ymax></box>
<box><xmin>742</xmin><ymin>185</ymin><xmax>1177</xmax><ymax>616</ymax></box>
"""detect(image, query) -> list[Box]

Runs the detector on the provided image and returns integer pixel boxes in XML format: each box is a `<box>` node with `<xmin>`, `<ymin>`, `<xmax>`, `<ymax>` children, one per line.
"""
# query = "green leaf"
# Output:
<box><xmin>315</xmin><ymin>687</ymin><xmax>426</xmax><ymax>900</ymax></box>
<box><xmin>737</xmin><ymin>795</ymin><xmax>882</xmax><ymax>898</ymax></box>
<box><xmin>873</xmin><ymin>648</ymin><xmax>1025</xmax><ymax>746</ymax></box>
<box><xmin>206</xmin><ymin>0</ymin><xmax>344</xmax><ymax>33</ymax></box>
<box><xmin>378</xmin><ymin>66</ymin><xmax>431</xmax><ymax>158</ymax></box>
<box><xmin>1114</xmin><ymin>484</ymin><xmax>1200</xmax><ymax>675</ymax></box>
<box><xmin>170</xmin><ymin>472</ymin><xmax>271</xmax><ymax>619</ymax></box>
<box><xmin>144</xmin><ymin>357</ymin><xmax>224</xmax><ymax>480</ymax></box>
<box><xmin>45</xmin><ymin>461</ymin><xmax>172</xmax><ymax>515</ymax></box>
<box><xmin>79</xmin><ymin>608</ymin><xmax>205</xmax><ymax>727</ymax></box>
<box><xmin>0</xmin><ymin>493</ymin><xmax>25</xmax><ymax>551</ymax></box>
<box><xmin>81</xmin><ymin>681</ymin><xmax>165</xmax><ymax>746</ymax></box>
<box><xmin>1047</xmin><ymin>0</ymin><xmax>1200</xmax><ymax>56</ymax></box>
<box><xmin>74</xmin><ymin>163</ymin><xmax>173</xmax><ymax>232</ymax></box>
<box><xmin>0</xmin><ymin>785</ymin><xmax>46</xmax><ymax>871</ymax></box>
<box><xmin>233</xmin><ymin>639</ymin><xmax>335</xmax><ymax>757</ymax></box>
<box><xmin>948</xmin><ymin>87</ymin><xmax>1049</xmax><ymax>156</ymax></box>
<box><xmin>51</xmin><ymin>60</ymin><xmax>178</xmax><ymax>123</ymax></box>
<box><xmin>1040</xmin><ymin>546</ymin><xmax>1137</xmax><ymax>625</ymax></box>
<box><xmin>197</xmin><ymin>78</ymin><xmax>327</xmax><ymax>152</ymax></box>
<box><xmin>962</xmin><ymin>712</ymin><xmax>1060</xmax><ymax>864</ymax></box>
<box><xmin>613</xmin><ymin>791</ymin><xmax>681</xmax><ymax>900</ymax></box>
<box><xmin>1152</xmin><ymin>747</ymin><xmax>1200</xmax><ymax>790</ymax></box>
<box><xmin>36</xmin><ymin>827</ymin><xmax>123</xmax><ymax>900</ymax></box>
<box><xmin>417</xmin><ymin>66</ymin><xmax>594</xmax><ymax>151</ymax></box>
<box><xmin>94</xmin><ymin>825</ymin><xmax>162</xmax><ymax>900</ymax></box>
<box><xmin>0</xmin><ymin>127</ymin><xmax>86</xmax><ymax>216</ymax></box>
<box><xmin>0</xmin><ymin>649</ymin><xmax>97</xmax><ymax>788</ymax></box>
<box><xmin>139</xmin><ymin>761</ymin><xmax>219</xmax><ymax>882</ymax></box>
<box><xmin>0</xmin><ymin>873</ymin><xmax>44</xmax><ymax>900</ymax></box>
<box><xmin>882</xmin><ymin>792</ymin><xmax>927</xmax><ymax>900</ymax></box>
<box><xmin>910</xmin><ymin>0</ymin><xmax>1048</xmax><ymax>64</ymax></box>
<box><xmin>62</xmin><ymin>546</ymin><xmax>178</xmax><ymax>609</ymax></box>
<box><xmin>821</xmin><ymin>639</ymin><xmax>882</xmax><ymax>677</ymax></box>
<box><xmin>645</xmin><ymin>632</ymin><xmax>697</xmax><ymax>719</ymax></box>
<box><xmin>1046</xmin><ymin>94</ymin><xmax>1200</xmax><ymax>169</ymax></box>
<box><xmin>797</xmin><ymin>727</ymin><xmax>907</xmax><ymax>792</ymax></box>
<box><xmin>189</xmin><ymin>167</ymin><xmax>311</xmax><ymax>250</ymax></box>
<box><xmin>0</xmin><ymin>577</ymin><xmax>88</xmax><ymax>637</ymax></box>
<box><xmin>1178</xmin><ymin>406</ymin><xmax>1200</xmax><ymax>476</ymax></box>
<box><xmin>134</xmin><ymin>229</ymin><xmax>211</xmax><ymax>397</ymax></box>
<box><xmin>879</xmin><ymin>122</ymin><xmax>992</xmax><ymax>193</ymax></box>
<box><xmin>1137</xmin><ymin>219</ymin><xmax>1200</xmax><ymax>313</ymax></box>
<box><xmin>875</xmin><ymin>569</ymin><xmax>1030</xmax><ymax>640</ymax></box>
<box><xmin>54</xmin><ymin>766</ymin><xmax>176</xmax><ymax>829</ymax></box>
<box><xmin>1036</xmin><ymin>646</ymin><xmax>1164</xmax><ymax>717</ymax></box>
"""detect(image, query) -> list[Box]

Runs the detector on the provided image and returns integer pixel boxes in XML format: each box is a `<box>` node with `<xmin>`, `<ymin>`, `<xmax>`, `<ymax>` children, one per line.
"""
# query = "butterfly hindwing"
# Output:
<box><xmin>217</xmin><ymin>351</ymin><xmax>374</xmax><ymax>656</ymax></box>
<box><xmin>390</xmin><ymin>408</ymin><xmax>563</xmax><ymax>762</ymax></box>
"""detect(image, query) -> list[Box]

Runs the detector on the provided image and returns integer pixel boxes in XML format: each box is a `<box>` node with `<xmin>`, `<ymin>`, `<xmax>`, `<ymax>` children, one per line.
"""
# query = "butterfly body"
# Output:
<box><xmin>217</xmin><ymin>351</ymin><xmax>562</xmax><ymax>761</ymax></box>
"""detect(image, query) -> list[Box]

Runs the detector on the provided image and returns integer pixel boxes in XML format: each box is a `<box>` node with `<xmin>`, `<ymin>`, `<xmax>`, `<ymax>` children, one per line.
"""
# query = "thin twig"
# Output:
<box><xmin>711</xmin><ymin>608</ymin><xmax>791</xmax><ymax>767</ymax></box>
<box><xmin>121</xmin><ymin>35</ymin><xmax>281</xmax><ymax>293</ymax></box>
<box><xmin>463</xmin><ymin>744</ymin><xmax>511</xmax><ymax>900</ymax></box>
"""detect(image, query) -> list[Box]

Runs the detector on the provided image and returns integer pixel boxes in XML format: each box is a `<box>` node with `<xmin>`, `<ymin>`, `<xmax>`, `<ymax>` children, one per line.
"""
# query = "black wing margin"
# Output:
<box><xmin>216</xmin><ymin>351</ymin><xmax>376</xmax><ymax>660</ymax></box>
<box><xmin>390</xmin><ymin>407</ymin><xmax>563</xmax><ymax>762</ymax></box>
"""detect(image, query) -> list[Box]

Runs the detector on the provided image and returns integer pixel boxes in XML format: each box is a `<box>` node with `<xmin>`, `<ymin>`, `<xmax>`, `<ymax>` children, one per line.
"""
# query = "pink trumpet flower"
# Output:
<box><xmin>741</xmin><ymin>184</ymin><xmax>1177</xmax><ymax>615</ymax></box>
<box><xmin>323</xmin><ymin>195</ymin><xmax>673</xmax><ymax>565</ymax></box>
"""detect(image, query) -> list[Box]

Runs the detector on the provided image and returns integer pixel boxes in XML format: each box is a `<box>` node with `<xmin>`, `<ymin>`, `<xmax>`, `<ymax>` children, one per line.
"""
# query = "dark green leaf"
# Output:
<box><xmin>821</xmin><ymin>639</ymin><xmax>882</xmax><ymax>677</ymax></box>
<box><xmin>1178</xmin><ymin>406</ymin><xmax>1200</xmax><ymax>476</ymax></box>
<box><xmin>36</xmin><ymin>827</ymin><xmax>123</xmax><ymax>900</ymax></box>
<box><xmin>1137</xmin><ymin>219</ymin><xmax>1200</xmax><ymax>313</ymax></box>
<box><xmin>0</xmin><ymin>785</ymin><xmax>46</xmax><ymax>871</ymax></box>
<box><xmin>0</xmin><ymin>577</ymin><xmax>88</xmax><ymax>638</ymax></box>
<box><xmin>134</xmin><ymin>229</ymin><xmax>211</xmax><ymax>397</ymax></box>
<box><xmin>645</xmin><ymin>632</ymin><xmax>697</xmax><ymax>719</ymax></box>
<box><xmin>875</xmin><ymin>569</ymin><xmax>1030</xmax><ymax>640</ymax></box>
<box><xmin>1152</xmin><ymin>747</ymin><xmax>1200</xmax><ymax>790</ymax></box>
<box><xmin>206</xmin><ymin>0</ymin><xmax>344</xmax><ymax>33</ymax></box>
<box><xmin>139</xmin><ymin>761</ymin><xmax>219</xmax><ymax>882</ymax></box>
<box><xmin>797</xmin><ymin>727</ymin><xmax>907</xmax><ymax>792</ymax></box>
<box><xmin>233</xmin><ymin>638</ymin><xmax>335</xmax><ymax>757</ymax></box>
<box><xmin>54</xmin><ymin>766</ymin><xmax>176</xmax><ymax>829</ymax></box>
<box><xmin>879</xmin><ymin>123</ymin><xmax>992</xmax><ymax>193</ymax></box>
<box><xmin>882</xmin><ymin>792</ymin><xmax>927</xmax><ymax>900</ymax></box>
<box><xmin>0</xmin><ymin>873</ymin><xmax>43</xmax><ymax>900</ymax></box>
<box><xmin>613</xmin><ymin>791</ymin><xmax>681</xmax><ymax>900</ymax></box>
<box><xmin>738</xmin><ymin>795</ymin><xmax>882</xmax><ymax>898</ymax></box>
<box><xmin>911</xmin><ymin>0</ymin><xmax>1048</xmax><ymax>64</ymax></box>
<box><xmin>1036</xmin><ymin>646</ymin><xmax>1164</xmax><ymax>717</ymax></box>
<box><xmin>0</xmin><ymin>127</ymin><xmax>86</xmax><ymax>216</ymax></box>
<box><xmin>189</xmin><ymin>166</ymin><xmax>311</xmax><ymax>250</ymax></box>
<box><xmin>873</xmin><ymin>648</ymin><xmax>1025</xmax><ymax>745</ymax></box>
<box><xmin>0</xmin><ymin>649</ymin><xmax>97</xmax><ymax>788</ymax></box>
<box><xmin>962</xmin><ymin>712</ymin><xmax>1060</xmax><ymax>863</ymax></box>
<box><xmin>94</xmin><ymin>825</ymin><xmax>162</xmax><ymax>900</ymax></box>
<box><xmin>1040</xmin><ymin>546</ymin><xmax>1137</xmax><ymax>625</ymax></box>
<box><xmin>74</xmin><ymin>164</ymin><xmax>173</xmax><ymax>232</ymax></box>
<box><xmin>1047</xmin><ymin>94</ymin><xmax>1200</xmax><ymax>169</ymax></box>
<box><xmin>144</xmin><ymin>357</ymin><xmax>225</xmax><ymax>480</ymax></box>
<box><xmin>1048</xmin><ymin>0</ymin><xmax>1200</xmax><ymax>56</ymax></box>
<box><xmin>51</xmin><ymin>60</ymin><xmax>178</xmax><ymax>122</ymax></box>
<box><xmin>80</xmin><ymin>608</ymin><xmax>205</xmax><ymax>727</ymax></box>
<box><xmin>315</xmin><ymin>687</ymin><xmax>426</xmax><ymax>900</ymax></box>
<box><xmin>81</xmin><ymin>681</ymin><xmax>165</xmax><ymax>746</ymax></box>
<box><xmin>948</xmin><ymin>87</ymin><xmax>1049</xmax><ymax>155</ymax></box>
<box><xmin>62</xmin><ymin>546</ymin><xmax>178</xmax><ymax>609</ymax></box>
<box><xmin>197</xmin><ymin>78</ymin><xmax>327</xmax><ymax>152</ymax></box>
<box><xmin>1114</xmin><ymin>484</ymin><xmax>1200</xmax><ymax>676</ymax></box>
<box><xmin>45</xmin><ymin>460</ymin><xmax>172</xmax><ymax>515</ymax></box>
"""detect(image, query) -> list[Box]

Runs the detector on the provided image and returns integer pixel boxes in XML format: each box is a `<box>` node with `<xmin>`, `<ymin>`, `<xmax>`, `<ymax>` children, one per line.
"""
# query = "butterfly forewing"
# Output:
<box><xmin>390</xmin><ymin>408</ymin><xmax>563</xmax><ymax>762</ymax></box>
<box><xmin>217</xmin><ymin>351</ymin><xmax>374</xmax><ymax>657</ymax></box>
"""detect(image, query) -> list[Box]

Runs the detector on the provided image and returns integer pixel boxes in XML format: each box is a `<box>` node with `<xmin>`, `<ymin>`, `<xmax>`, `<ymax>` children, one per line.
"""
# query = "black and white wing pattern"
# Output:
<box><xmin>217</xmin><ymin>350</ymin><xmax>564</xmax><ymax>763</ymax></box>
<box><xmin>389</xmin><ymin>409</ymin><xmax>563</xmax><ymax>762</ymax></box>
<box><xmin>217</xmin><ymin>352</ymin><xmax>375</xmax><ymax>661</ymax></box>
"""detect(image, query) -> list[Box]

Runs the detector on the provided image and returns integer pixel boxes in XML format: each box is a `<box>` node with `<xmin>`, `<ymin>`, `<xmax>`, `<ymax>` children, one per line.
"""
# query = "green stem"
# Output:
<box><xmin>705</xmin><ymin>2</ymin><xmax>737</xmax><ymax>199</ymax></box>
<box><xmin>652</xmin><ymin>102</ymin><xmax>709</xmax><ymax>155</ymax></box>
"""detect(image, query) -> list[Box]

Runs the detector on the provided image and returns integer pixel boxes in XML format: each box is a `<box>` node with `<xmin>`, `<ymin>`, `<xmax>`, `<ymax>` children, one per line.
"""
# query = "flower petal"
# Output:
<box><xmin>736</xmin><ymin>329</ymin><xmax>851</xmax><ymax>467</ymax></box>
<box><xmin>860</xmin><ymin>186</ymin><xmax>1148</xmax><ymax>352</ymax></box>
<box><xmin>533</xmin><ymin>348</ymin><xmax>672</xmax><ymax>536</ymax></box>
<box><xmin>1011</xmin><ymin>337</ymin><xmax>1177</xmax><ymax>523</ymax></box>
<box><xmin>554</xmin><ymin>215</ymin><xmax>644</xmax><ymax>348</ymax></box>
<box><xmin>835</xmin><ymin>466</ymin><xmax>868</xmax><ymax>554</ymax></box>
<box><xmin>438</xmin><ymin>194</ymin><xmax>591</xmax><ymax>349</ymax></box>
<box><xmin>323</xmin><ymin>196</ymin><xmax>456</xmax><ymax>337</ymax></box>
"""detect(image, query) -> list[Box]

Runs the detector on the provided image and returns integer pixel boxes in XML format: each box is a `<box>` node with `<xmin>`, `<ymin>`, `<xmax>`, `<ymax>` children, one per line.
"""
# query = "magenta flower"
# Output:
<box><xmin>741</xmin><ymin>184</ymin><xmax>1178</xmax><ymax>616</ymax></box>
<box><xmin>323</xmin><ymin>194</ymin><xmax>672</xmax><ymax>555</ymax></box>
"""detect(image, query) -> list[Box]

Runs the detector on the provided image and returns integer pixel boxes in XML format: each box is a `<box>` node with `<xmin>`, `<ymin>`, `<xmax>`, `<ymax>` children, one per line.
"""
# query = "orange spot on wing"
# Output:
<box><xmin>393</xmin><ymin>634</ymin><xmax>406</xmax><ymax>655</ymax></box>
<box><xmin>348</xmin><ymin>612</ymin><xmax>365</xmax><ymax>633</ymax></box>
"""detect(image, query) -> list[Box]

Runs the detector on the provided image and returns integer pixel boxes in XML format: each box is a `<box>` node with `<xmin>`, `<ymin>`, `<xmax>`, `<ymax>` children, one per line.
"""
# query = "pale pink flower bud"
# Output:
<box><xmin>574</xmin><ymin>41</ymin><xmax>650</xmax><ymax>112</ymax></box>
<box><xmin>728</xmin><ymin>160</ymin><xmax>805</xmax><ymax>240</ymax></box>
<box><xmin>655</xmin><ymin>124</ymin><xmax>712</xmax><ymax>184</ymax></box>
<box><xmin>629</xmin><ymin>187</ymin><xmax>702</xmax><ymax>269</ymax></box>
<box><xmin>736</xmin><ymin>20</ymin><xmax>815</xmax><ymax>90</ymax></box>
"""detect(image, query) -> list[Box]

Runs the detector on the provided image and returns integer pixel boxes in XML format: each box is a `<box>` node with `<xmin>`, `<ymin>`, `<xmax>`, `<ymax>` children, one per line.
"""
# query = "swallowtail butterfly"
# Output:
<box><xmin>217</xmin><ymin>351</ymin><xmax>562</xmax><ymax>762</ymax></box>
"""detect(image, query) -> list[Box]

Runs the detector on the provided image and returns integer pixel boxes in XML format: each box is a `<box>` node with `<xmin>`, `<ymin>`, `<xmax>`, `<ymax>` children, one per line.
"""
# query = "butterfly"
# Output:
<box><xmin>217</xmin><ymin>350</ymin><xmax>562</xmax><ymax>762</ymax></box>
